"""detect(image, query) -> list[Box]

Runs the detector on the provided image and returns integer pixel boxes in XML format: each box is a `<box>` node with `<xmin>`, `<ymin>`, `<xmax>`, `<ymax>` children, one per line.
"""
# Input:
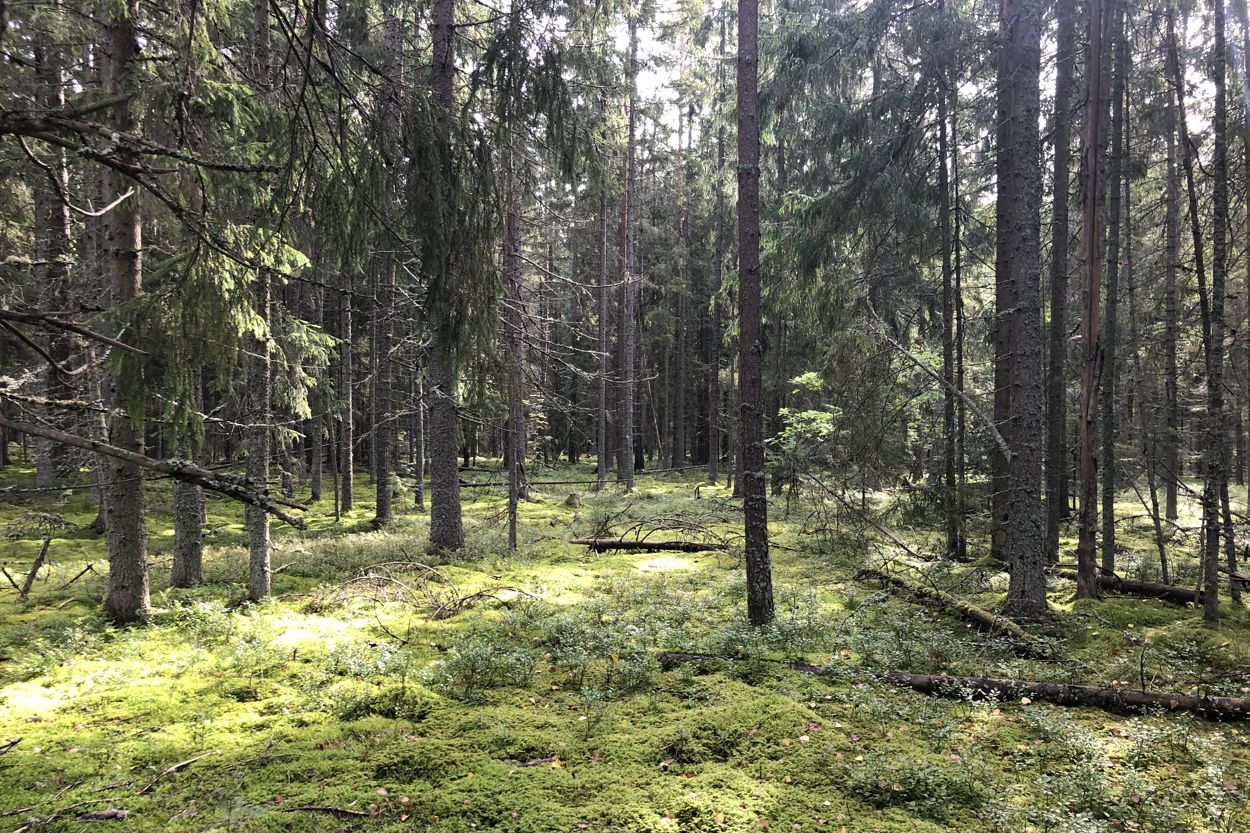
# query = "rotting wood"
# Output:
<box><xmin>1050</xmin><ymin>566</ymin><xmax>1201</xmax><ymax>605</ymax></box>
<box><xmin>655</xmin><ymin>652</ymin><xmax>1250</xmax><ymax>720</ymax></box>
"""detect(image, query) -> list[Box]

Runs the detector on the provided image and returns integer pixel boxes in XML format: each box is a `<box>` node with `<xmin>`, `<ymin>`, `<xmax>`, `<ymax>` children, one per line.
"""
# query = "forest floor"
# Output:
<box><xmin>1</xmin><ymin>458</ymin><xmax>1249</xmax><ymax>833</ymax></box>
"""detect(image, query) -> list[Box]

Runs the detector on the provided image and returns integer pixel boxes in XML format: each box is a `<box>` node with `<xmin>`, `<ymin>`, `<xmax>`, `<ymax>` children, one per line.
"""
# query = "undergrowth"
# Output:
<box><xmin>0</xmin><ymin>459</ymin><xmax>1247</xmax><ymax>832</ymax></box>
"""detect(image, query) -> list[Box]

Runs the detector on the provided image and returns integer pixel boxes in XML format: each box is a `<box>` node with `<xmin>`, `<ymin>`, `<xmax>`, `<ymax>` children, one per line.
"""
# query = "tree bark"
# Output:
<box><xmin>997</xmin><ymin>0</ymin><xmax>1048</xmax><ymax>616</ymax></box>
<box><xmin>426</xmin><ymin>0</ymin><xmax>464</xmax><ymax>550</ymax></box>
<box><xmin>101</xmin><ymin>0</ymin><xmax>150</xmax><ymax>624</ymax></box>
<box><xmin>708</xmin><ymin>17</ymin><xmax>726</xmax><ymax>485</ymax></box>
<box><xmin>1100</xmin><ymin>5</ymin><xmax>1126</xmax><ymax>576</ymax></box>
<box><xmin>618</xmin><ymin>15</ymin><xmax>639</xmax><ymax>490</ymax></box>
<box><xmin>1044</xmin><ymin>0</ymin><xmax>1078</xmax><ymax>562</ymax></box>
<box><xmin>738</xmin><ymin>0</ymin><xmax>774</xmax><ymax>626</ymax></box>
<box><xmin>1204</xmin><ymin>0</ymin><xmax>1230</xmax><ymax>621</ymax></box>
<box><xmin>1075</xmin><ymin>0</ymin><xmax>1108</xmax><ymax>600</ymax></box>
<box><xmin>936</xmin><ymin>21</ymin><xmax>961</xmax><ymax>559</ymax></box>
<box><xmin>597</xmin><ymin>185</ymin><xmax>610</xmax><ymax>489</ymax></box>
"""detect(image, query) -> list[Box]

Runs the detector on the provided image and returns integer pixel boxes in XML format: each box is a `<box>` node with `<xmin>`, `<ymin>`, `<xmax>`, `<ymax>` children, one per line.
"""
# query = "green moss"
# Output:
<box><xmin>0</xmin><ymin>463</ymin><xmax>1248</xmax><ymax>831</ymax></box>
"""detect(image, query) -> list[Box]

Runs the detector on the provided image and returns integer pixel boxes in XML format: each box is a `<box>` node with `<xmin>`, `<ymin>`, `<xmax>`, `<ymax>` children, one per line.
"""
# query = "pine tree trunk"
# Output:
<box><xmin>709</xmin><ymin>18</ymin><xmax>726</xmax><ymax>486</ymax></box>
<box><xmin>1044</xmin><ymin>0</ymin><xmax>1077</xmax><ymax>562</ymax></box>
<box><xmin>997</xmin><ymin>0</ymin><xmax>1048</xmax><ymax>617</ymax></box>
<box><xmin>32</xmin><ymin>33</ymin><xmax>76</xmax><ymax>489</ymax></box>
<box><xmin>618</xmin><ymin>15</ymin><xmax>639</xmax><ymax>490</ymax></box>
<box><xmin>1100</xmin><ymin>6</ymin><xmax>1127</xmax><ymax>576</ymax></box>
<box><xmin>102</xmin><ymin>0</ymin><xmax>150</xmax><ymax>624</ymax></box>
<box><xmin>1075</xmin><ymin>0</ymin><xmax>1109</xmax><ymax>600</ymax></box>
<box><xmin>936</xmin><ymin>24</ymin><xmax>960</xmax><ymax>559</ymax></box>
<box><xmin>951</xmin><ymin>86</ymin><xmax>968</xmax><ymax>560</ymax></box>
<box><xmin>1204</xmin><ymin>0</ymin><xmax>1230</xmax><ymax>620</ymax></box>
<box><xmin>504</xmin><ymin>157</ymin><xmax>526</xmax><ymax>548</ymax></box>
<box><xmin>738</xmin><ymin>0</ymin><xmax>774</xmax><ymax>626</ymax></box>
<box><xmin>597</xmin><ymin>186</ymin><xmax>610</xmax><ymax>489</ymax></box>
<box><xmin>1162</xmin><ymin>78</ymin><xmax>1181</xmax><ymax>521</ymax></box>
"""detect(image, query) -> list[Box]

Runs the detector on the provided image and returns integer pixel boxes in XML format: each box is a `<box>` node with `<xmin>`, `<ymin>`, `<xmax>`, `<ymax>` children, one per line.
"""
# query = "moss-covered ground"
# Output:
<box><xmin>1</xmin><ymin>456</ymin><xmax>1248</xmax><ymax>832</ymax></box>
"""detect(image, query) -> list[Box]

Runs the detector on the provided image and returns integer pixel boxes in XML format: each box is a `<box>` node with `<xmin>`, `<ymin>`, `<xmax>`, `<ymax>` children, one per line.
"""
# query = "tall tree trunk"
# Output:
<box><xmin>372</xmin><ymin>12</ymin><xmax>402</xmax><ymax>527</ymax></box>
<box><xmin>1163</xmin><ymin>81</ymin><xmax>1181</xmax><ymax>521</ymax></box>
<box><xmin>739</xmin><ymin>0</ymin><xmax>774</xmax><ymax>626</ymax></box>
<box><xmin>1075</xmin><ymin>0</ymin><xmax>1109</xmax><ymax>600</ymax></box>
<box><xmin>618</xmin><ymin>15</ymin><xmax>639</xmax><ymax>489</ymax></box>
<box><xmin>951</xmin><ymin>84</ymin><xmax>968</xmax><ymax>560</ymax></box>
<box><xmin>102</xmin><ymin>0</ymin><xmax>150</xmax><ymax>624</ymax></box>
<box><xmin>597</xmin><ymin>186</ymin><xmax>610</xmax><ymax>489</ymax></box>
<box><xmin>504</xmin><ymin>156</ymin><xmax>526</xmax><ymax>548</ymax></box>
<box><xmin>1045</xmin><ymin>0</ymin><xmax>1078</xmax><ymax>562</ymax></box>
<box><xmin>1203</xmin><ymin>0</ymin><xmax>1230</xmax><ymax>620</ymax></box>
<box><xmin>425</xmin><ymin>0</ymin><xmax>464</xmax><ymax>550</ymax></box>
<box><xmin>997</xmin><ymin>0</ymin><xmax>1048</xmax><ymax>616</ymax></box>
<box><xmin>1100</xmin><ymin>5</ymin><xmax>1126</xmax><ymax>576</ymax></box>
<box><xmin>937</xmin><ymin>41</ymin><xmax>960</xmax><ymax>559</ymax></box>
<box><xmin>1169</xmin><ymin>5</ymin><xmax>1220</xmax><ymax>618</ymax></box>
<box><xmin>709</xmin><ymin>16</ymin><xmax>726</xmax><ymax>485</ymax></box>
<box><xmin>32</xmin><ymin>26</ymin><xmax>76</xmax><ymax>489</ymax></box>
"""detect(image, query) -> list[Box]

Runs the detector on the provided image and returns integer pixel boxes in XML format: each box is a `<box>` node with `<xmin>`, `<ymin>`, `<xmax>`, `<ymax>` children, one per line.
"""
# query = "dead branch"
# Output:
<box><xmin>0</xmin><ymin>415</ymin><xmax>306</xmax><ymax>528</ymax></box>
<box><xmin>571</xmin><ymin>538</ymin><xmax>727</xmax><ymax>553</ymax></box>
<box><xmin>135</xmin><ymin>752</ymin><xmax>213</xmax><ymax>796</ymax></box>
<box><xmin>860</xmin><ymin>567</ymin><xmax>1057</xmax><ymax>659</ymax></box>
<box><xmin>655</xmin><ymin>652</ymin><xmax>1250</xmax><ymax>720</ymax></box>
<box><xmin>17</xmin><ymin>537</ymin><xmax>50</xmax><ymax>600</ymax></box>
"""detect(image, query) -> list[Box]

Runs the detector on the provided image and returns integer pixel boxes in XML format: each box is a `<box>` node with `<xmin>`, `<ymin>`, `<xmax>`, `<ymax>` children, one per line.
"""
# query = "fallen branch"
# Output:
<box><xmin>860</xmin><ymin>568</ymin><xmax>1057</xmax><ymax>659</ymax></box>
<box><xmin>655</xmin><ymin>652</ymin><xmax>1250</xmax><ymax>720</ymax></box>
<box><xmin>1050</xmin><ymin>567</ymin><xmax>1201</xmax><ymax>606</ymax></box>
<box><xmin>54</xmin><ymin>563</ymin><xmax>97</xmax><ymax>591</ymax></box>
<box><xmin>0</xmin><ymin>737</ymin><xmax>20</xmax><ymax>755</ymax></box>
<box><xmin>0</xmin><ymin>415</ymin><xmax>306</xmax><ymax>528</ymax></box>
<box><xmin>18</xmin><ymin>537</ymin><xmax>50</xmax><ymax>600</ymax></box>
<box><xmin>135</xmin><ymin>752</ymin><xmax>213</xmax><ymax>795</ymax></box>
<box><xmin>571</xmin><ymin>538</ymin><xmax>727</xmax><ymax>553</ymax></box>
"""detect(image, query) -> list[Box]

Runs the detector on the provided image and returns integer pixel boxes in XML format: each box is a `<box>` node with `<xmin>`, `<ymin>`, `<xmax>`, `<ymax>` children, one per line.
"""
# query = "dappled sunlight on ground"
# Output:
<box><xmin>0</xmin><ymin>459</ymin><xmax>1247</xmax><ymax>831</ymax></box>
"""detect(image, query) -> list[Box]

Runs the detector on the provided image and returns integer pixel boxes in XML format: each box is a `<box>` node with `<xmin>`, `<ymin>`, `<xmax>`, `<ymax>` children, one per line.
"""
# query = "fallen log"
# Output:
<box><xmin>1050</xmin><ymin>567</ymin><xmax>1201</xmax><ymax>605</ymax></box>
<box><xmin>655</xmin><ymin>652</ymin><xmax>1250</xmax><ymax>721</ymax></box>
<box><xmin>860</xmin><ymin>568</ymin><xmax>1056</xmax><ymax>659</ymax></box>
<box><xmin>571</xmin><ymin>538</ymin><xmax>726</xmax><ymax>553</ymax></box>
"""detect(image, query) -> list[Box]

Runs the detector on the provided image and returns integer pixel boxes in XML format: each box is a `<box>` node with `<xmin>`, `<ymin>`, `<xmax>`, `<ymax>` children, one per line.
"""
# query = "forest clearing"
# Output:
<box><xmin>5</xmin><ymin>0</ymin><xmax>1250</xmax><ymax>828</ymax></box>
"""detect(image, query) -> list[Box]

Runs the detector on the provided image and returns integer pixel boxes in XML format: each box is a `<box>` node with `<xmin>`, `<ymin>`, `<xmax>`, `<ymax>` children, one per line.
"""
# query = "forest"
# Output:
<box><xmin>2</xmin><ymin>0</ymin><xmax>1250</xmax><ymax>828</ymax></box>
